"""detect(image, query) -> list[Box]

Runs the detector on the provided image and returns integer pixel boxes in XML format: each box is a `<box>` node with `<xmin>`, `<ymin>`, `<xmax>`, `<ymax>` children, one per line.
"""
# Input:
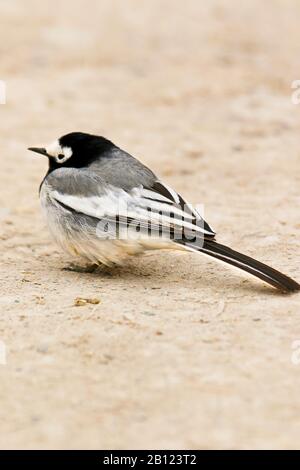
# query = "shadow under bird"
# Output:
<box><xmin>28</xmin><ymin>132</ymin><xmax>300</xmax><ymax>293</ymax></box>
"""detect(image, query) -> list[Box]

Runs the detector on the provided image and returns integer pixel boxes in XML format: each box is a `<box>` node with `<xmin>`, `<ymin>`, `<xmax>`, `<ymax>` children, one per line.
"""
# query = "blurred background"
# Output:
<box><xmin>0</xmin><ymin>0</ymin><xmax>300</xmax><ymax>450</ymax></box>
<box><xmin>2</xmin><ymin>0</ymin><xmax>300</xmax><ymax>231</ymax></box>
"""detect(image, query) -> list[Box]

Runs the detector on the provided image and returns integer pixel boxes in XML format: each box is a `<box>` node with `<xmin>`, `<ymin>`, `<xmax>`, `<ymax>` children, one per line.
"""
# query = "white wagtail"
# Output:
<box><xmin>28</xmin><ymin>132</ymin><xmax>300</xmax><ymax>293</ymax></box>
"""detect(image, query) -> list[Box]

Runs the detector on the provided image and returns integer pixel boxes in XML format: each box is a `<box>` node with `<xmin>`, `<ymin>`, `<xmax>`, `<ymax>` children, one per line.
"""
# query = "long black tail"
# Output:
<box><xmin>182</xmin><ymin>239</ymin><xmax>300</xmax><ymax>293</ymax></box>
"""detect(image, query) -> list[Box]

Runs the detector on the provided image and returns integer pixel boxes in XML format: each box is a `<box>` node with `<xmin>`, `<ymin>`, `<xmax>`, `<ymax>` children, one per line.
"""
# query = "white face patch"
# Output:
<box><xmin>45</xmin><ymin>140</ymin><xmax>73</xmax><ymax>164</ymax></box>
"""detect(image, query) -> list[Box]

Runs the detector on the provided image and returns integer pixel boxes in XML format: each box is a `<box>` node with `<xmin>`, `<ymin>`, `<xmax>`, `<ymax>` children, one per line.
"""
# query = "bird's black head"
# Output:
<box><xmin>28</xmin><ymin>132</ymin><xmax>116</xmax><ymax>170</ymax></box>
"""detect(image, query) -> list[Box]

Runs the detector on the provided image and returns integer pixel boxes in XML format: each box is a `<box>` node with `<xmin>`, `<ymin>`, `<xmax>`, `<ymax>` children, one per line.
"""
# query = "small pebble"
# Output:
<box><xmin>74</xmin><ymin>297</ymin><xmax>101</xmax><ymax>307</ymax></box>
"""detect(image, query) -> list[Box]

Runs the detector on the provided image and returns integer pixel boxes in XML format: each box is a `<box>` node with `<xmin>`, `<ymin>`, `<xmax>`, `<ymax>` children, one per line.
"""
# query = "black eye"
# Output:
<box><xmin>57</xmin><ymin>154</ymin><xmax>64</xmax><ymax>161</ymax></box>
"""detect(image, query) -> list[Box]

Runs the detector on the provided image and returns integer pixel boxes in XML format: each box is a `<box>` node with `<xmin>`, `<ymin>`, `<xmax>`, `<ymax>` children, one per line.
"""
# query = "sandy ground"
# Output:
<box><xmin>0</xmin><ymin>0</ymin><xmax>300</xmax><ymax>450</ymax></box>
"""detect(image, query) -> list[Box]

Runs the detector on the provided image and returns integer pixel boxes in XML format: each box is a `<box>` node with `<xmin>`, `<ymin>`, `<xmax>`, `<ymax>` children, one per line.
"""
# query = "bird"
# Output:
<box><xmin>28</xmin><ymin>132</ymin><xmax>300</xmax><ymax>293</ymax></box>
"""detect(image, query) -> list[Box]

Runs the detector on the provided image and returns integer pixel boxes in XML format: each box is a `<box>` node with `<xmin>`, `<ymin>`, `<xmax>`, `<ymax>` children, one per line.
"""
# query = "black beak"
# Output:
<box><xmin>28</xmin><ymin>147</ymin><xmax>49</xmax><ymax>157</ymax></box>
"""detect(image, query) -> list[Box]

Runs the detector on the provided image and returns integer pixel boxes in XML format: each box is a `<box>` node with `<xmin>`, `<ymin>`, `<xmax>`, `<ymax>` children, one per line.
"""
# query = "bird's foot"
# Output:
<box><xmin>62</xmin><ymin>262</ymin><xmax>100</xmax><ymax>273</ymax></box>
